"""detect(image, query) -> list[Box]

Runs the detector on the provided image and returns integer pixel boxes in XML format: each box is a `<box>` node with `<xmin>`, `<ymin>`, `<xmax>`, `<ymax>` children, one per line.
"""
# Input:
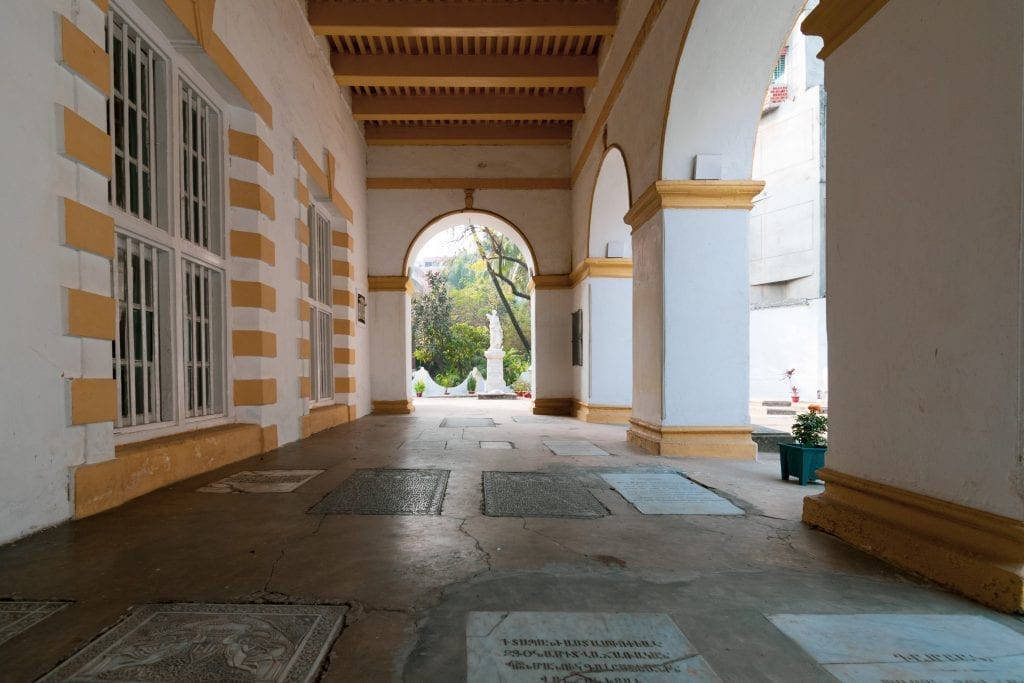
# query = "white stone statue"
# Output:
<box><xmin>486</xmin><ymin>309</ymin><xmax>503</xmax><ymax>350</ymax></box>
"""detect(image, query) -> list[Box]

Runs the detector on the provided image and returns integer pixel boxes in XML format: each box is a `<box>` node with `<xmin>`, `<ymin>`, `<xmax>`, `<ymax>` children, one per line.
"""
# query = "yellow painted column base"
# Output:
<box><xmin>804</xmin><ymin>468</ymin><xmax>1024</xmax><ymax>613</ymax></box>
<box><xmin>74</xmin><ymin>423</ymin><xmax>269</xmax><ymax>518</ymax></box>
<box><xmin>533</xmin><ymin>398</ymin><xmax>573</xmax><ymax>416</ymax></box>
<box><xmin>373</xmin><ymin>399</ymin><xmax>415</xmax><ymax>415</ymax></box>
<box><xmin>301</xmin><ymin>403</ymin><xmax>356</xmax><ymax>438</ymax></box>
<box><xmin>627</xmin><ymin>419</ymin><xmax>755</xmax><ymax>459</ymax></box>
<box><xmin>573</xmin><ymin>401</ymin><xmax>631</xmax><ymax>424</ymax></box>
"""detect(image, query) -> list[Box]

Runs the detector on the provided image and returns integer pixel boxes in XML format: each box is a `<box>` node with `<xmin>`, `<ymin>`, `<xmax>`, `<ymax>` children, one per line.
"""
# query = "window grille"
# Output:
<box><xmin>309</xmin><ymin>206</ymin><xmax>334</xmax><ymax>402</ymax></box>
<box><xmin>180</xmin><ymin>82</ymin><xmax>214</xmax><ymax>250</ymax></box>
<box><xmin>114</xmin><ymin>234</ymin><xmax>167</xmax><ymax>427</ymax></box>
<box><xmin>772</xmin><ymin>49</ymin><xmax>787</xmax><ymax>83</ymax></box>
<box><xmin>183</xmin><ymin>260</ymin><xmax>224</xmax><ymax>417</ymax></box>
<box><xmin>109</xmin><ymin>14</ymin><xmax>157</xmax><ymax>223</ymax></box>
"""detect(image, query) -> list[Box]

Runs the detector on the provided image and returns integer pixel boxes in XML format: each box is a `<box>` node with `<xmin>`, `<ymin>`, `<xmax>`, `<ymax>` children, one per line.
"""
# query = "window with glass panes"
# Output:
<box><xmin>108</xmin><ymin>9</ymin><xmax>226</xmax><ymax>433</ymax></box>
<box><xmin>309</xmin><ymin>206</ymin><xmax>334</xmax><ymax>403</ymax></box>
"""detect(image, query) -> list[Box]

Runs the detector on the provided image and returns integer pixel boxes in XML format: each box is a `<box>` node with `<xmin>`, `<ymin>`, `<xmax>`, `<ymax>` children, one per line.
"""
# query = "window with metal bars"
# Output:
<box><xmin>773</xmin><ymin>49</ymin><xmax>788</xmax><ymax>83</ymax></box>
<box><xmin>109</xmin><ymin>13</ymin><xmax>158</xmax><ymax>224</ymax></box>
<box><xmin>183</xmin><ymin>260</ymin><xmax>224</xmax><ymax>417</ymax></box>
<box><xmin>309</xmin><ymin>206</ymin><xmax>334</xmax><ymax>402</ymax></box>
<box><xmin>113</xmin><ymin>234</ymin><xmax>171</xmax><ymax>427</ymax></box>
<box><xmin>180</xmin><ymin>81</ymin><xmax>218</xmax><ymax>251</ymax></box>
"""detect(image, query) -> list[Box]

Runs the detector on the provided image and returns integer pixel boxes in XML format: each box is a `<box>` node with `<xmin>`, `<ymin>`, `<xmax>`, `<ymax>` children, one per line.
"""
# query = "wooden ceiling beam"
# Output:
<box><xmin>333</xmin><ymin>54</ymin><xmax>598</xmax><ymax>88</ymax></box>
<box><xmin>364</xmin><ymin>122</ymin><xmax>572</xmax><ymax>146</ymax></box>
<box><xmin>352</xmin><ymin>93</ymin><xmax>585</xmax><ymax>121</ymax></box>
<box><xmin>309</xmin><ymin>1</ymin><xmax>617</xmax><ymax>37</ymax></box>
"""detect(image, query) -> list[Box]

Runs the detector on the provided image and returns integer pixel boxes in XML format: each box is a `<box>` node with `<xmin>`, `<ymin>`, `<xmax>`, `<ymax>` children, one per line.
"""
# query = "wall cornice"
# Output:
<box><xmin>802</xmin><ymin>0</ymin><xmax>890</xmax><ymax>59</ymax></box>
<box><xmin>625</xmin><ymin>180</ymin><xmax>765</xmax><ymax>231</ymax></box>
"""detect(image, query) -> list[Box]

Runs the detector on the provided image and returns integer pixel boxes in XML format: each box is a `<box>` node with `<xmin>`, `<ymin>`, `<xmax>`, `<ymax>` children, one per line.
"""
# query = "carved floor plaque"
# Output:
<box><xmin>466</xmin><ymin>611</ymin><xmax>722</xmax><ymax>682</ymax></box>
<box><xmin>197</xmin><ymin>470</ymin><xmax>324</xmax><ymax>493</ymax></box>
<box><xmin>511</xmin><ymin>416</ymin><xmax>559</xmax><ymax>424</ymax></box>
<box><xmin>769</xmin><ymin>613</ymin><xmax>1024</xmax><ymax>682</ymax></box>
<box><xmin>39</xmin><ymin>603</ymin><xmax>345</xmax><ymax>682</ymax></box>
<box><xmin>440</xmin><ymin>418</ymin><xmax>495</xmax><ymax>428</ymax></box>
<box><xmin>480</xmin><ymin>441</ymin><xmax>514</xmax><ymax>449</ymax></box>
<box><xmin>543</xmin><ymin>440</ymin><xmax>609</xmax><ymax>456</ymax></box>
<box><xmin>0</xmin><ymin>602</ymin><xmax>68</xmax><ymax>646</ymax></box>
<box><xmin>482</xmin><ymin>472</ymin><xmax>607</xmax><ymax>518</ymax></box>
<box><xmin>310</xmin><ymin>469</ymin><xmax>449</xmax><ymax>515</ymax></box>
<box><xmin>601</xmin><ymin>473</ymin><xmax>743</xmax><ymax>515</ymax></box>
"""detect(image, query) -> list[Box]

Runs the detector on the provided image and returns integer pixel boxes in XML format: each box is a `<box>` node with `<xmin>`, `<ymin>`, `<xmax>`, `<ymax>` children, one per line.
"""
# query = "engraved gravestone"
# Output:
<box><xmin>542</xmin><ymin>440</ymin><xmax>609</xmax><ymax>456</ymax></box>
<box><xmin>198</xmin><ymin>470</ymin><xmax>324</xmax><ymax>493</ymax></box>
<box><xmin>769</xmin><ymin>613</ymin><xmax>1024</xmax><ymax>682</ymax></box>
<box><xmin>482</xmin><ymin>472</ymin><xmax>607</xmax><ymax>518</ymax></box>
<box><xmin>466</xmin><ymin>611</ymin><xmax>722</xmax><ymax>682</ymax></box>
<box><xmin>310</xmin><ymin>468</ymin><xmax>449</xmax><ymax>515</ymax></box>
<box><xmin>0</xmin><ymin>602</ymin><xmax>68</xmax><ymax>646</ymax></box>
<box><xmin>601</xmin><ymin>473</ymin><xmax>743</xmax><ymax>515</ymax></box>
<box><xmin>38</xmin><ymin>603</ymin><xmax>345</xmax><ymax>683</ymax></box>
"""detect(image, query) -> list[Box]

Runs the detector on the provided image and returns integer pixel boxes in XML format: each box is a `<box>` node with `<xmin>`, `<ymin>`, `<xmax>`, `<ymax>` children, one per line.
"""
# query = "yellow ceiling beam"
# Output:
<box><xmin>351</xmin><ymin>93</ymin><xmax>584</xmax><ymax>121</ymax></box>
<box><xmin>309</xmin><ymin>1</ymin><xmax>617</xmax><ymax>37</ymax></box>
<box><xmin>364</xmin><ymin>122</ymin><xmax>572</xmax><ymax>146</ymax></box>
<box><xmin>333</xmin><ymin>54</ymin><xmax>598</xmax><ymax>88</ymax></box>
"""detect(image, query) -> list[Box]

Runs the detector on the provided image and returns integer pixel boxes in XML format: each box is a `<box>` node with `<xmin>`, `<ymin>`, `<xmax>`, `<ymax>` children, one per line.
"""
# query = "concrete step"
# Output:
<box><xmin>767</xmin><ymin>408</ymin><xmax>796</xmax><ymax>416</ymax></box>
<box><xmin>760</xmin><ymin>400</ymin><xmax>793</xmax><ymax>407</ymax></box>
<box><xmin>752</xmin><ymin>426</ymin><xmax>792</xmax><ymax>454</ymax></box>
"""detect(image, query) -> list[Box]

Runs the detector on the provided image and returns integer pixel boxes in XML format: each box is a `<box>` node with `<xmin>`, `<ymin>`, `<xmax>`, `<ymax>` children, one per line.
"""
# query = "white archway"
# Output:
<box><xmin>588</xmin><ymin>147</ymin><xmax>632</xmax><ymax>259</ymax></box>
<box><xmin>404</xmin><ymin>209</ymin><xmax>537</xmax><ymax>276</ymax></box>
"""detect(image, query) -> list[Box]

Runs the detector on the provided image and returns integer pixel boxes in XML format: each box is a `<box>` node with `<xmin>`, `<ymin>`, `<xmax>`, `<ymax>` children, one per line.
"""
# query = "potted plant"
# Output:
<box><xmin>512</xmin><ymin>378</ymin><xmax>528</xmax><ymax>397</ymax></box>
<box><xmin>779</xmin><ymin>405</ymin><xmax>827</xmax><ymax>485</ymax></box>
<box><xmin>467</xmin><ymin>375</ymin><xmax>477</xmax><ymax>395</ymax></box>
<box><xmin>413</xmin><ymin>379</ymin><xmax>425</xmax><ymax>398</ymax></box>
<box><xmin>783</xmin><ymin>368</ymin><xmax>799</xmax><ymax>402</ymax></box>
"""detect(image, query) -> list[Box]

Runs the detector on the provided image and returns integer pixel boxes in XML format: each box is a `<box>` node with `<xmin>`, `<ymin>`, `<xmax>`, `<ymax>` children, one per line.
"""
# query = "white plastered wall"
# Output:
<box><xmin>825</xmin><ymin>0</ymin><xmax>1024</xmax><ymax>520</ymax></box>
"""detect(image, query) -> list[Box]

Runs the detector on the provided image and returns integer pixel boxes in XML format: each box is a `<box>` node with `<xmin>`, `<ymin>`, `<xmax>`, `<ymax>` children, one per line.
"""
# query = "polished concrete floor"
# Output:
<box><xmin>1</xmin><ymin>398</ymin><xmax>1021</xmax><ymax>681</ymax></box>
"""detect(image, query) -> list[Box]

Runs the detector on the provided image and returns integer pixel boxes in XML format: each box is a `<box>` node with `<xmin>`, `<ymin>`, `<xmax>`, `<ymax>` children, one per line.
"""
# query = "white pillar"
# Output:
<box><xmin>531</xmin><ymin>277</ymin><xmax>573</xmax><ymax>415</ymax></box>
<box><xmin>626</xmin><ymin>182</ymin><xmax>763</xmax><ymax>458</ymax></box>
<box><xmin>368</xmin><ymin>277</ymin><xmax>413</xmax><ymax>414</ymax></box>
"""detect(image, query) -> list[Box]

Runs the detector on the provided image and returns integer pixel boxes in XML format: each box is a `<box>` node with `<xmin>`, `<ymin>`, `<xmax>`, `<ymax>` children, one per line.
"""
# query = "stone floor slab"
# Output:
<box><xmin>197</xmin><ymin>470</ymin><xmax>324</xmax><ymax>493</ymax></box>
<box><xmin>543</xmin><ymin>439</ymin><xmax>609</xmax><ymax>456</ymax></box>
<box><xmin>482</xmin><ymin>472</ymin><xmax>607</xmax><ymax>518</ymax></box>
<box><xmin>400</xmin><ymin>440</ymin><xmax>447</xmax><ymax>451</ymax></box>
<box><xmin>0</xmin><ymin>602</ymin><xmax>68</xmax><ymax>646</ymax></box>
<box><xmin>440</xmin><ymin>418</ymin><xmax>495</xmax><ymax>428</ymax></box>
<box><xmin>602</xmin><ymin>473</ymin><xmax>743</xmax><ymax>515</ymax></box>
<box><xmin>310</xmin><ymin>468</ymin><xmax>449</xmax><ymax>515</ymax></box>
<box><xmin>480</xmin><ymin>441</ymin><xmax>514</xmax><ymax>449</ymax></box>
<box><xmin>466</xmin><ymin>611</ymin><xmax>721</xmax><ymax>682</ymax></box>
<box><xmin>39</xmin><ymin>603</ymin><xmax>345</xmax><ymax>682</ymax></box>
<box><xmin>769</xmin><ymin>613</ymin><xmax>1024</xmax><ymax>682</ymax></box>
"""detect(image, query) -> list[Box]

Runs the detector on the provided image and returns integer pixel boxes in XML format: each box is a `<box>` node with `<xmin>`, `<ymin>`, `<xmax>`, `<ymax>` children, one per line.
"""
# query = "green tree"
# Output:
<box><xmin>411</xmin><ymin>270</ymin><xmax>452</xmax><ymax>375</ymax></box>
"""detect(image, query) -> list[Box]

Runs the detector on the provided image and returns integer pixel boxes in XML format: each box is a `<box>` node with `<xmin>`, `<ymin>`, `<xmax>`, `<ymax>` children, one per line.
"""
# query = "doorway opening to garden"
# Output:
<box><xmin>406</xmin><ymin>210</ymin><xmax>537</xmax><ymax>401</ymax></box>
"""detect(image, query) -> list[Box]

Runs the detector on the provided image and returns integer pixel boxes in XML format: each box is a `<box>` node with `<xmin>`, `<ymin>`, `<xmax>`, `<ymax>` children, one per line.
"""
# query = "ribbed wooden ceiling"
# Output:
<box><xmin>307</xmin><ymin>0</ymin><xmax>618</xmax><ymax>145</ymax></box>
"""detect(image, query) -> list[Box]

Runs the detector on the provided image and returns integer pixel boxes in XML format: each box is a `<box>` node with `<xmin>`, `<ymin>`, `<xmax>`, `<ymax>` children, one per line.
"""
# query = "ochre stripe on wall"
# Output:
<box><xmin>334</xmin><ymin>347</ymin><xmax>355</xmax><ymax>365</ymax></box>
<box><xmin>335</xmin><ymin>377</ymin><xmax>356</xmax><ymax>394</ymax></box>
<box><xmin>70</xmin><ymin>378</ymin><xmax>117</xmax><ymax>425</ymax></box>
<box><xmin>299</xmin><ymin>376</ymin><xmax>311</xmax><ymax>398</ymax></box>
<box><xmin>298</xmin><ymin>299</ymin><xmax>311</xmax><ymax>322</ymax></box>
<box><xmin>61</xmin><ymin>107</ymin><xmax>112</xmax><ymax>178</ymax></box>
<box><xmin>228</xmin><ymin>129</ymin><xmax>274</xmax><ymax>173</ymax></box>
<box><xmin>229</xmin><ymin>178</ymin><xmax>276</xmax><ymax>220</ymax></box>
<box><xmin>63</xmin><ymin>197</ymin><xmax>114</xmax><ymax>259</ymax></box>
<box><xmin>294</xmin><ymin>139</ymin><xmax>329</xmax><ymax>197</ymax></box>
<box><xmin>333</xmin><ymin>289</ymin><xmax>355</xmax><ymax>307</ymax></box>
<box><xmin>234</xmin><ymin>379</ymin><xmax>277</xmax><ymax>406</ymax></box>
<box><xmin>66</xmin><ymin>289</ymin><xmax>115</xmax><ymax>340</ymax></box>
<box><xmin>229</xmin><ymin>230</ymin><xmax>275</xmax><ymax>265</ymax></box>
<box><xmin>334</xmin><ymin>318</ymin><xmax>355</xmax><ymax>335</ymax></box>
<box><xmin>92</xmin><ymin>0</ymin><xmax>110</xmax><ymax>12</ymax></box>
<box><xmin>231</xmin><ymin>281</ymin><xmax>276</xmax><ymax>311</ymax></box>
<box><xmin>297</xmin><ymin>259</ymin><xmax>310</xmax><ymax>284</ymax></box>
<box><xmin>332</xmin><ymin>260</ymin><xmax>353</xmax><ymax>278</ymax></box>
<box><xmin>295</xmin><ymin>180</ymin><xmax>310</xmax><ymax>206</ymax></box>
<box><xmin>332</xmin><ymin>231</ymin><xmax>354</xmax><ymax>249</ymax></box>
<box><xmin>298</xmin><ymin>338</ymin><xmax>311</xmax><ymax>360</ymax></box>
<box><xmin>232</xmin><ymin>330</ymin><xmax>277</xmax><ymax>357</ymax></box>
<box><xmin>60</xmin><ymin>16</ymin><xmax>110</xmax><ymax>95</ymax></box>
<box><xmin>296</xmin><ymin>219</ymin><xmax>310</xmax><ymax>245</ymax></box>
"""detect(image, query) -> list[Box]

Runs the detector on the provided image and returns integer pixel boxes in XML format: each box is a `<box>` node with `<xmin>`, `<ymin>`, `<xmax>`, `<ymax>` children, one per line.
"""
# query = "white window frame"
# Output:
<box><xmin>308</xmin><ymin>205</ymin><xmax>334</xmax><ymax>405</ymax></box>
<box><xmin>108</xmin><ymin>2</ymin><xmax>233</xmax><ymax>444</ymax></box>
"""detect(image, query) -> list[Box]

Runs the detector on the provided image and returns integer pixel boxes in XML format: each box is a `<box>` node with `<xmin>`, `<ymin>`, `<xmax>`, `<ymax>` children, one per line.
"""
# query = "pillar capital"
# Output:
<box><xmin>624</xmin><ymin>180</ymin><xmax>765</xmax><ymax>231</ymax></box>
<box><xmin>802</xmin><ymin>0</ymin><xmax>890</xmax><ymax>59</ymax></box>
<box><xmin>368</xmin><ymin>275</ymin><xmax>413</xmax><ymax>294</ymax></box>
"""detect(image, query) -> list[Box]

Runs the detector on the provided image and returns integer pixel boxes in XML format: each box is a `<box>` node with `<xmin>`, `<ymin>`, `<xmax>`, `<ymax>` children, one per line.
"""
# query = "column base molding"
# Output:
<box><xmin>74</xmin><ymin>423</ymin><xmax>270</xmax><ymax>518</ymax></box>
<box><xmin>532</xmin><ymin>397</ymin><xmax>573</xmax><ymax>416</ymax></box>
<box><xmin>627</xmin><ymin>418</ymin><xmax>755</xmax><ymax>459</ymax></box>
<box><xmin>804</xmin><ymin>467</ymin><xmax>1024</xmax><ymax>613</ymax></box>
<box><xmin>573</xmin><ymin>400</ymin><xmax>631</xmax><ymax>424</ymax></box>
<box><xmin>372</xmin><ymin>399</ymin><xmax>414</xmax><ymax>415</ymax></box>
<box><xmin>301</xmin><ymin>403</ymin><xmax>356</xmax><ymax>438</ymax></box>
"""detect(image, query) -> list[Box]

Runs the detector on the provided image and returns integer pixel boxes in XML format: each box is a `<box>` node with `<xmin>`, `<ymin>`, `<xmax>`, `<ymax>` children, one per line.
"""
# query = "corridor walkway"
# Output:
<box><xmin>1</xmin><ymin>399</ymin><xmax>1021</xmax><ymax>681</ymax></box>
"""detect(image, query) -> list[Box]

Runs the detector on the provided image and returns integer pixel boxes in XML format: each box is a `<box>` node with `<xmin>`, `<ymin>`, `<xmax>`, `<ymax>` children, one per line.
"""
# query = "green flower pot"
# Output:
<box><xmin>779</xmin><ymin>443</ymin><xmax>826</xmax><ymax>485</ymax></box>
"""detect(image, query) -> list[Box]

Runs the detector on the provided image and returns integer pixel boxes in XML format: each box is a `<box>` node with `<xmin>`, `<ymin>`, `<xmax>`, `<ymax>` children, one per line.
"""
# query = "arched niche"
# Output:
<box><xmin>588</xmin><ymin>147</ymin><xmax>632</xmax><ymax>259</ymax></box>
<box><xmin>661</xmin><ymin>0</ymin><xmax>804</xmax><ymax>180</ymax></box>
<box><xmin>403</xmin><ymin>208</ymin><xmax>537</xmax><ymax>276</ymax></box>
